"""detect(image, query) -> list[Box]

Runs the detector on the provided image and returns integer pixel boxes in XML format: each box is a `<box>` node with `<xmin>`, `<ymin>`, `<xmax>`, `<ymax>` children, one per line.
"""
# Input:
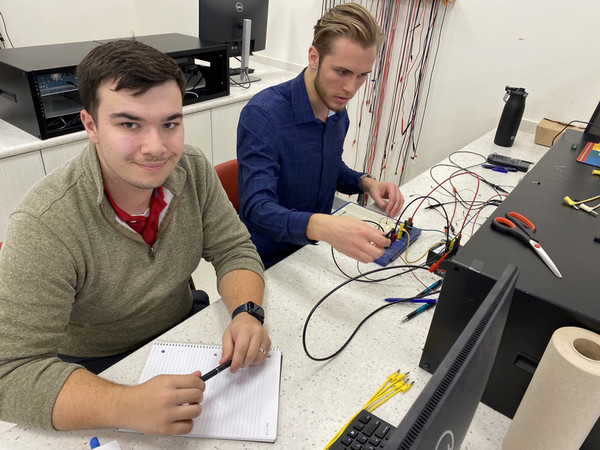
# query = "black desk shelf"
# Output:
<box><xmin>420</xmin><ymin>129</ymin><xmax>600</xmax><ymax>450</ymax></box>
<box><xmin>0</xmin><ymin>33</ymin><xmax>228</xmax><ymax>140</ymax></box>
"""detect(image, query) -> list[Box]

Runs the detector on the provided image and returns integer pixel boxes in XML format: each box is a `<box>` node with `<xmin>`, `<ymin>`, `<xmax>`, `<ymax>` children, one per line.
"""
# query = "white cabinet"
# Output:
<box><xmin>41</xmin><ymin>140</ymin><xmax>87</xmax><ymax>174</ymax></box>
<box><xmin>0</xmin><ymin>152</ymin><xmax>46</xmax><ymax>240</ymax></box>
<box><xmin>183</xmin><ymin>110</ymin><xmax>213</xmax><ymax>163</ymax></box>
<box><xmin>210</xmin><ymin>101</ymin><xmax>248</xmax><ymax>165</ymax></box>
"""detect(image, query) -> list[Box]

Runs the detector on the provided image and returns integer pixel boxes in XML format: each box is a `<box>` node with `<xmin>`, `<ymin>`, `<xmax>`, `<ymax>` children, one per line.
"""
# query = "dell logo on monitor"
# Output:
<box><xmin>435</xmin><ymin>430</ymin><xmax>455</xmax><ymax>450</ymax></box>
<box><xmin>235</xmin><ymin>2</ymin><xmax>244</xmax><ymax>13</ymax></box>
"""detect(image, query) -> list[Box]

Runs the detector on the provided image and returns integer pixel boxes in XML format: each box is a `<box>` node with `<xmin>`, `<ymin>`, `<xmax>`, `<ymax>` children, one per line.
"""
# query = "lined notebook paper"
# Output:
<box><xmin>138</xmin><ymin>341</ymin><xmax>282</xmax><ymax>442</ymax></box>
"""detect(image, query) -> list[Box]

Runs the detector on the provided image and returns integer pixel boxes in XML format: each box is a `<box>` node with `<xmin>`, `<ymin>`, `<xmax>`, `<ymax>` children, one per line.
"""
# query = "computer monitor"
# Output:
<box><xmin>383</xmin><ymin>264</ymin><xmax>519</xmax><ymax>449</ymax></box>
<box><xmin>198</xmin><ymin>0</ymin><xmax>269</xmax><ymax>83</ymax></box>
<box><xmin>584</xmin><ymin>100</ymin><xmax>600</xmax><ymax>142</ymax></box>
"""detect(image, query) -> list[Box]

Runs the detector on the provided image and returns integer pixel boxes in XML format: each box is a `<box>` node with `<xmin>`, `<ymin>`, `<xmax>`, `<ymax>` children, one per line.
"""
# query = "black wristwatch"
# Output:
<box><xmin>231</xmin><ymin>301</ymin><xmax>265</xmax><ymax>325</ymax></box>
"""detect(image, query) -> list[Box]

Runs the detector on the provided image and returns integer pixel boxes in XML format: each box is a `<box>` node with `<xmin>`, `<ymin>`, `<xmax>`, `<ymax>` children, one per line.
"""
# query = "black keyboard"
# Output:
<box><xmin>330</xmin><ymin>409</ymin><xmax>396</xmax><ymax>450</ymax></box>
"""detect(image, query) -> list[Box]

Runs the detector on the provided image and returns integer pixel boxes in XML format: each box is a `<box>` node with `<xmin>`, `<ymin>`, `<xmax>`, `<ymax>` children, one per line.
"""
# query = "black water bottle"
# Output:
<box><xmin>494</xmin><ymin>86</ymin><xmax>528</xmax><ymax>147</ymax></box>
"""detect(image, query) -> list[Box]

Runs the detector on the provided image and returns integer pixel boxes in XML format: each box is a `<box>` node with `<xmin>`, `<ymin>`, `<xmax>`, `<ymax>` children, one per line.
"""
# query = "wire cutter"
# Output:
<box><xmin>491</xmin><ymin>211</ymin><xmax>562</xmax><ymax>279</ymax></box>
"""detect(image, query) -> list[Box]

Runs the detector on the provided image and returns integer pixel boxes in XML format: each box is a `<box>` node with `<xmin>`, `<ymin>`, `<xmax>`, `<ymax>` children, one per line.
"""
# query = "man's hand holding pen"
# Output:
<box><xmin>221</xmin><ymin>311</ymin><xmax>271</xmax><ymax>373</ymax></box>
<box><xmin>109</xmin><ymin>371</ymin><xmax>205</xmax><ymax>435</ymax></box>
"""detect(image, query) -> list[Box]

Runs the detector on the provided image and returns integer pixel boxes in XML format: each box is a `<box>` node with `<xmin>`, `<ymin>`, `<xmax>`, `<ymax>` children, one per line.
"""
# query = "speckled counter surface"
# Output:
<box><xmin>0</xmin><ymin>130</ymin><xmax>547</xmax><ymax>449</ymax></box>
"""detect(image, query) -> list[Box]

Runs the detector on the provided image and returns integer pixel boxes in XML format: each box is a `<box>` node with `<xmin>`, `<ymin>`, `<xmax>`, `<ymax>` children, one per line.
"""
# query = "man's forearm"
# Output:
<box><xmin>52</xmin><ymin>367</ymin><xmax>205</xmax><ymax>435</ymax></box>
<box><xmin>52</xmin><ymin>368</ymin><xmax>125</xmax><ymax>430</ymax></box>
<box><xmin>218</xmin><ymin>269</ymin><xmax>265</xmax><ymax>314</ymax></box>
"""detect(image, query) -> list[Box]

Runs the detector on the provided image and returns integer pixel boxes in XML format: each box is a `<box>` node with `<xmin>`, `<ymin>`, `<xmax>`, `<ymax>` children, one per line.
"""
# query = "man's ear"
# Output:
<box><xmin>308</xmin><ymin>45</ymin><xmax>320</xmax><ymax>70</ymax></box>
<box><xmin>80</xmin><ymin>109</ymin><xmax>99</xmax><ymax>144</ymax></box>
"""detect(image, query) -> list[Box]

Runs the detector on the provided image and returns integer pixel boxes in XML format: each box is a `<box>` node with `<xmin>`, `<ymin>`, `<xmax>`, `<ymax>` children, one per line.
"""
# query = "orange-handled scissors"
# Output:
<box><xmin>491</xmin><ymin>211</ymin><xmax>562</xmax><ymax>278</ymax></box>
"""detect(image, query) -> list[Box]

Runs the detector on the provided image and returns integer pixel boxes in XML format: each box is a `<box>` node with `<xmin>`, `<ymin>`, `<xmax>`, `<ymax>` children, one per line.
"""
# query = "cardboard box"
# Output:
<box><xmin>535</xmin><ymin>118</ymin><xmax>585</xmax><ymax>147</ymax></box>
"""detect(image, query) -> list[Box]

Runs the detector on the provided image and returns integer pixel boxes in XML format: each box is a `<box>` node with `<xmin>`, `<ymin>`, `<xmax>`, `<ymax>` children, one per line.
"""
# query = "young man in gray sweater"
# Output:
<box><xmin>0</xmin><ymin>39</ymin><xmax>270</xmax><ymax>435</ymax></box>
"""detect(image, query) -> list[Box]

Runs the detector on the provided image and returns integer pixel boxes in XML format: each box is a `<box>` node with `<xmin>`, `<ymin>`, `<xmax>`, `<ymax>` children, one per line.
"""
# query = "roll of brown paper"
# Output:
<box><xmin>503</xmin><ymin>326</ymin><xmax>600</xmax><ymax>450</ymax></box>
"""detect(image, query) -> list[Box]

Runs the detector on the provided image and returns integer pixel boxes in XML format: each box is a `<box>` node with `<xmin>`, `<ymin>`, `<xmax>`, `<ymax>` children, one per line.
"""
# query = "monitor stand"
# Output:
<box><xmin>230</xmin><ymin>18</ymin><xmax>261</xmax><ymax>84</ymax></box>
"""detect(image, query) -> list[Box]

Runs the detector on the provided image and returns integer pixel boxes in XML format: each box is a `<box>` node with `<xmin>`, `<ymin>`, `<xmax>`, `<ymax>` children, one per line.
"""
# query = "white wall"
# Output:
<box><xmin>260</xmin><ymin>0</ymin><xmax>600</xmax><ymax>180</ymax></box>
<box><xmin>1</xmin><ymin>0</ymin><xmax>599</xmax><ymax>182</ymax></box>
<box><xmin>410</xmin><ymin>0</ymin><xmax>600</xmax><ymax>179</ymax></box>
<box><xmin>0</xmin><ymin>0</ymin><xmax>136</xmax><ymax>45</ymax></box>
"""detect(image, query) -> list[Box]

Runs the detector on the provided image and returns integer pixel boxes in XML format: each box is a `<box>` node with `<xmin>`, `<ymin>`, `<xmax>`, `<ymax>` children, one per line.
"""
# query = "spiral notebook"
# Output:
<box><xmin>137</xmin><ymin>341</ymin><xmax>282</xmax><ymax>442</ymax></box>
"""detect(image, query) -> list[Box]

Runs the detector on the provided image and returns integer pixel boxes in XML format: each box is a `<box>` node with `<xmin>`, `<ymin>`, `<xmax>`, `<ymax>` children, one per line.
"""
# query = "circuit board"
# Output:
<box><xmin>332</xmin><ymin>202</ymin><xmax>421</xmax><ymax>266</ymax></box>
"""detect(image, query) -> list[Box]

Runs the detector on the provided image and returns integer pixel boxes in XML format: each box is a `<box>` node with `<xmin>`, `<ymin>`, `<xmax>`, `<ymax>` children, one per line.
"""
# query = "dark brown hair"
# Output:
<box><xmin>312</xmin><ymin>3</ymin><xmax>384</xmax><ymax>58</ymax></box>
<box><xmin>76</xmin><ymin>39</ymin><xmax>186</xmax><ymax>121</ymax></box>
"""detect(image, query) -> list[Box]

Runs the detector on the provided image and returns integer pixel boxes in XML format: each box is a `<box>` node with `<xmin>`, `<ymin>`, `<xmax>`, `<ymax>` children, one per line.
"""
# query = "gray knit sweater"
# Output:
<box><xmin>0</xmin><ymin>143</ymin><xmax>263</xmax><ymax>429</ymax></box>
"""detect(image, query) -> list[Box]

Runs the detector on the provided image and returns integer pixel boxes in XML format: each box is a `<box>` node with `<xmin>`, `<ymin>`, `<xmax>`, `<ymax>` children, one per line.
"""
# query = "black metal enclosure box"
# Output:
<box><xmin>419</xmin><ymin>129</ymin><xmax>600</xmax><ymax>449</ymax></box>
<box><xmin>0</xmin><ymin>33</ymin><xmax>228</xmax><ymax>140</ymax></box>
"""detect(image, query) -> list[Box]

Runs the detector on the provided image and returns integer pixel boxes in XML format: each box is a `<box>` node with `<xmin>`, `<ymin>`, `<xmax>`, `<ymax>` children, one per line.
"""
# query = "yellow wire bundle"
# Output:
<box><xmin>323</xmin><ymin>370</ymin><xmax>412</xmax><ymax>449</ymax></box>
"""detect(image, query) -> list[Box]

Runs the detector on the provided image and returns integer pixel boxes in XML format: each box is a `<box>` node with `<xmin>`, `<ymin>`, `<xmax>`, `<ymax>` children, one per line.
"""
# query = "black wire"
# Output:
<box><xmin>405</xmin><ymin>194</ymin><xmax>452</xmax><ymax>240</ymax></box>
<box><xmin>392</xmin><ymin>1</ymin><xmax>449</xmax><ymax>180</ymax></box>
<box><xmin>431</xmin><ymin>153</ymin><xmax>511</xmax><ymax>197</ymax></box>
<box><xmin>0</xmin><ymin>12</ymin><xmax>14</xmax><ymax>48</ymax></box>
<box><xmin>423</xmin><ymin>155</ymin><xmax>511</xmax><ymax>237</ymax></box>
<box><xmin>425</xmin><ymin>198</ymin><xmax>502</xmax><ymax>210</ymax></box>
<box><xmin>229</xmin><ymin>74</ymin><xmax>252</xmax><ymax>89</ymax></box>
<box><xmin>550</xmin><ymin>120</ymin><xmax>600</xmax><ymax>146</ymax></box>
<box><xmin>413</xmin><ymin>4</ymin><xmax>448</xmax><ymax>152</ymax></box>
<box><xmin>302</xmin><ymin>264</ymin><xmax>433</xmax><ymax>362</ymax></box>
<box><xmin>330</xmin><ymin>219</ymin><xmax>385</xmax><ymax>280</ymax></box>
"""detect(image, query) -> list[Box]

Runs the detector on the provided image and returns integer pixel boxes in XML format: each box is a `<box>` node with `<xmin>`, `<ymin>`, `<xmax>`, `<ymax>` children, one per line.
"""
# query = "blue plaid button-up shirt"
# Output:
<box><xmin>237</xmin><ymin>69</ymin><xmax>364</xmax><ymax>268</ymax></box>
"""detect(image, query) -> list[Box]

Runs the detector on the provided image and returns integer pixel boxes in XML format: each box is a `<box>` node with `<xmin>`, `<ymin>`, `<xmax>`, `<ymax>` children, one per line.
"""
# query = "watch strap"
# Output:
<box><xmin>231</xmin><ymin>301</ymin><xmax>265</xmax><ymax>325</ymax></box>
<box><xmin>359</xmin><ymin>173</ymin><xmax>375</xmax><ymax>192</ymax></box>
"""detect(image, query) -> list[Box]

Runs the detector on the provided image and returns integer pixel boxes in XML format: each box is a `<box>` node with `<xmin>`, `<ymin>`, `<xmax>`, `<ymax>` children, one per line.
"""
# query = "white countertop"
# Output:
<box><xmin>0</xmin><ymin>61</ymin><xmax>299</xmax><ymax>160</ymax></box>
<box><xmin>0</xmin><ymin>129</ymin><xmax>547</xmax><ymax>449</ymax></box>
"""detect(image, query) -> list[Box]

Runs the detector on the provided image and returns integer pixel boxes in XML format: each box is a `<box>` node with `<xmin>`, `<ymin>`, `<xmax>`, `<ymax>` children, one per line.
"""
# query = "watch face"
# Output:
<box><xmin>248</xmin><ymin>302</ymin><xmax>265</xmax><ymax>320</ymax></box>
<box><xmin>233</xmin><ymin>301</ymin><xmax>264</xmax><ymax>324</ymax></box>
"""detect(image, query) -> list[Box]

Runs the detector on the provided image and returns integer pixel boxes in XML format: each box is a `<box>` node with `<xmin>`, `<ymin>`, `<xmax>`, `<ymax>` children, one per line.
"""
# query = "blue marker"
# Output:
<box><xmin>415</xmin><ymin>279</ymin><xmax>443</xmax><ymax>298</ymax></box>
<box><xmin>90</xmin><ymin>437</ymin><xmax>100</xmax><ymax>449</ymax></box>
<box><xmin>384</xmin><ymin>298</ymin><xmax>437</xmax><ymax>303</ymax></box>
<box><xmin>481</xmin><ymin>164</ymin><xmax>517</xmax><ymax>173</ymax></box>
<box><xmin>385</xmin><ymin>280</ymin><xmax>443</xmax><ymax>303</ymax></box>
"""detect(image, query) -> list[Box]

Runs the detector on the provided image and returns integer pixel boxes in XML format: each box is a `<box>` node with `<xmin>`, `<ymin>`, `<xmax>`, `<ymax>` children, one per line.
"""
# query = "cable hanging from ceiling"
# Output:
<box><xmin>321</xmin><ymin>0</ymin><xmax>452</xmax><ymax>189</ymax></box>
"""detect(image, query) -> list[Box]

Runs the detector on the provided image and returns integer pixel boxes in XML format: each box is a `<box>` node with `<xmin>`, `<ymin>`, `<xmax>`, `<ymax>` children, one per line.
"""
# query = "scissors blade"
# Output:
<box><xmin>529</xmin><ymin>240</ymin><xmax>562</xmax><ymax>278</ymax></box>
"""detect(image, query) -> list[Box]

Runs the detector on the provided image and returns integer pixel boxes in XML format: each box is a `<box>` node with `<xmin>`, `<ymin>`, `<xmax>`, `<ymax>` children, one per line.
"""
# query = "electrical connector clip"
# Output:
<box><xmin>563</xmin><ymin>196</ymin><xmax>579</xmax><ymax>210</ymax></box>
<box><xmin>580</xmin><ymin>204</ymin><xmax>599</xmax><ymax>217</ymax></box>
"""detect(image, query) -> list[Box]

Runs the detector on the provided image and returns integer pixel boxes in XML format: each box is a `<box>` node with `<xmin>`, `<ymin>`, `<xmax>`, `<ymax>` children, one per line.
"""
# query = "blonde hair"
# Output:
<box><xmin>312</xmin><ymin>3</ymin><xmax>384</xmax><ymax>58</ymax></box>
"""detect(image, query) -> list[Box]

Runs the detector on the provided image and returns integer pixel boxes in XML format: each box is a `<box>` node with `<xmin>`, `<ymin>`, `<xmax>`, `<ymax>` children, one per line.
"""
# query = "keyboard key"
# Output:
<box><xmin>359</xmin><ymin>412</ymin><xmax>372</xmax><ymax>424</ymax></box>
<box><xmin>352</xmin><ymin>421</ymin><xmax>365</xmax><ymax>432</ymax></box>
<box><xmin>340</xmin><ymin>436</ymin><xmax>353</xmax><ymax>445</ymax></box>
<box><xmin>332</xmin><ymin>410</ymin><xmax>396</xmax><ymax>450</ymax></box>
<box><xmin>362</xmin><ymin>418</ymin><xmax>381</xmax><ymax>437</ymax></box>
<box><xmin>357</xmin><ymin>435</ymin><xmax>368</xmax><ymax>444</ymax></box>
<box><xmin>375</xmin><ymin>425</ymin><xmax>391</xmax><ymax>439</ymax></box>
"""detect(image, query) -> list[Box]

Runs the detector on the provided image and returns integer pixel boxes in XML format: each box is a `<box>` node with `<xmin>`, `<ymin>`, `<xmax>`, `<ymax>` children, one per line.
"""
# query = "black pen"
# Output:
<box><xmin>201</xmin><ymin>359</ymin><xmax>232</xmax><ymax>381</ymax></box>
<box><xmin>415</xmin><ymin>279</ymin><xmax>443</xmax><ymax>298</ymax></box>
<box><xmin>401</xmin><ymin>301</ymin><xmax>437</xmax><ymax>323</ymax></box>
